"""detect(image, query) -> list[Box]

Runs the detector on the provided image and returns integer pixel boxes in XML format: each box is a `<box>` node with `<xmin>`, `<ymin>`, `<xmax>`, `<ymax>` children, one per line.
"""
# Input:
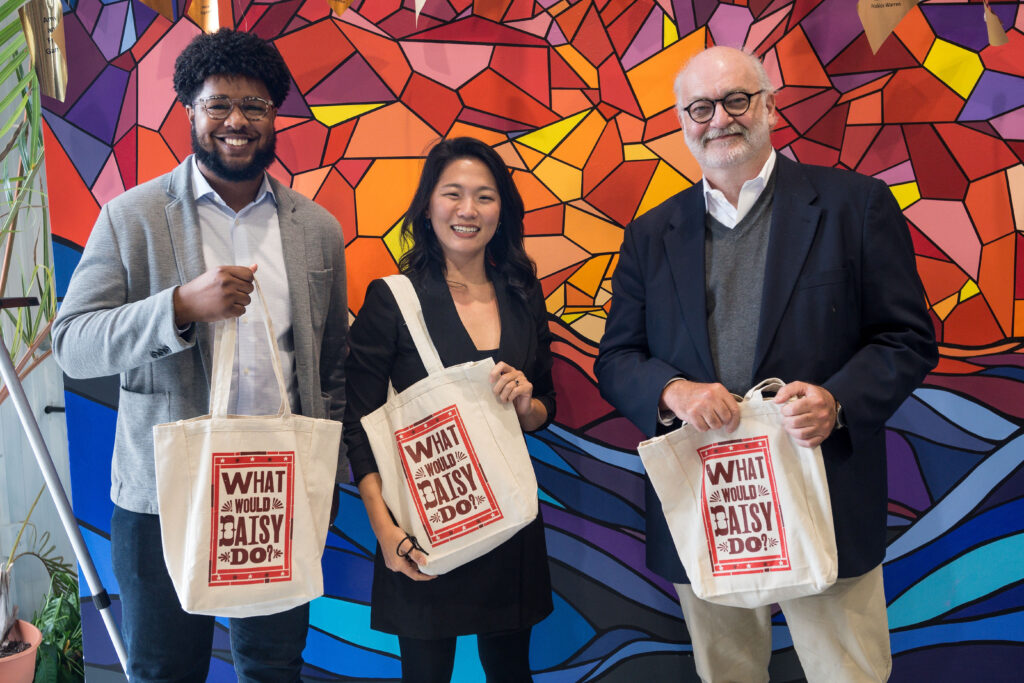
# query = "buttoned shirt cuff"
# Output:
<box><xmin>833</xmin><ymin>399</ymin><xmax>845</xmax><ymax>430</ymax></box>
<box><xmin>657</xmin><ymin>377</ymin><xmax>687</xmax><ymax>426</ymax></box>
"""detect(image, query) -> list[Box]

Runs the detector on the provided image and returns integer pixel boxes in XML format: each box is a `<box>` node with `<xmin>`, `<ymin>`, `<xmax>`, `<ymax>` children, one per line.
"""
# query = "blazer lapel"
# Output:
<box><xmin>416</xmin><ymin>271</ymin><xmax>522</xmax><ymax>370</ymax></box>
<box><xmin>274</xmin><ymin>181</ymin><xmax>316</xmax><ymax>416</ymax></box>
<box><xmin>416</xmin><ymin>272</ymin><xmax>472</xmax><ymax>366</ymax></box>
<box><xmin>753</xmin><ymin>156</ymin><xmax>822</xmax><ymax>374</ymax></box>
<box><xmin>165</xmin><ymin>157</ymin><xmax>214</xmax><ymax>380</ymax></box>
<box><xmin>663</xmin><ymin>189</ymin><xmax>716</xmax><ymax>380</ymax></box>
<box><xmin>492</xmin><ymin>274</ymin><xmax>515</xmax><ymax>362</ymax></box>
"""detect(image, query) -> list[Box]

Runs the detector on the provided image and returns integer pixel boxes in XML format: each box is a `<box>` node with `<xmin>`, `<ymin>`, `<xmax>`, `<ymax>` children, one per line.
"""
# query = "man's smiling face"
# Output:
<box><xmin>187</xmin><ymin>74</ymin><xmax>277</xmax><ymax>183</ymax></box>
<box><xmin>676</xmin><ymin>48</ymin><xmax>776</xmax><ymax>172</ymax></box>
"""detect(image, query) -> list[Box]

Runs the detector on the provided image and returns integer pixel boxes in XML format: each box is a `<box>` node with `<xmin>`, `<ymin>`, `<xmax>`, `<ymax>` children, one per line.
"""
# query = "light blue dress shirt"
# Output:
<box><xmin>191</xmin><ymin>159</ymin><xmax>298</xmax><ymax>415</ymax></box>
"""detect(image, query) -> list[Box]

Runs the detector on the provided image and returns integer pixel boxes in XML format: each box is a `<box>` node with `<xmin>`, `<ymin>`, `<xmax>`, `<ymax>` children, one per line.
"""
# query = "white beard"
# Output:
<box><xmin>686</xmin><ymin>116</ymin><xmax>772</xmax><ymax>170</ymax></box>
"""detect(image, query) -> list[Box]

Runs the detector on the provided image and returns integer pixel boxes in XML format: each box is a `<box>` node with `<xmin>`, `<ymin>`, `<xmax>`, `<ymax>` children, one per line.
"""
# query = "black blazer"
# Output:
<box><xmin>345</xmin><ymin>270</ymin><xmax>556</xmax><ymax>482</ymax></box>
<box><xmin>595</xmin><ymin>155</ymin><xmax>938</xmax><ymax>582</ymax></box>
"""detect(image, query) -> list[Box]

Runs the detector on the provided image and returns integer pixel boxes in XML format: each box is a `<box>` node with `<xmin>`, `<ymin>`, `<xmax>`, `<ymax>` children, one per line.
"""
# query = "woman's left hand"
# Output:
<box><xmin>490</xmin><ymin>361</ymin><xmax>533</xmax><ymax>418</ymax></box>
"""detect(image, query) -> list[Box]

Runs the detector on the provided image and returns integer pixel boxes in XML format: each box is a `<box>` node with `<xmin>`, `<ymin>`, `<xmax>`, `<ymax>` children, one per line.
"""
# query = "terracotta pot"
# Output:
<box><xmin>0</xmin><ymin>619</ymin><xmax>42</xmax><ymax>683</ymax></box>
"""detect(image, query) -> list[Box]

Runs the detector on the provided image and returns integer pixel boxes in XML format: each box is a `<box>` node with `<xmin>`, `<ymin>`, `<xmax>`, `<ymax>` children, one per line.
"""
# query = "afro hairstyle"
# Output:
<box><xmin>173</xmin><ymin>28</ymin><xmax>291</xmax><ymax>107</ymax></box>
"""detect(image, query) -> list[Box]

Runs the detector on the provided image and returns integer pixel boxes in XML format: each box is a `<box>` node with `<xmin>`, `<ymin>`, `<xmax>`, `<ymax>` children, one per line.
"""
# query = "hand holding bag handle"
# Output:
<box><xmin>209</xmin><ymin>276</ymin><xmax>292</xmax><ymax>418</ymax></box>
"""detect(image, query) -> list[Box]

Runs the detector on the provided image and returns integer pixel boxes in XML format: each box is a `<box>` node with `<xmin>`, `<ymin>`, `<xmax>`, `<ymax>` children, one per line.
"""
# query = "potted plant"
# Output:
<box><xmin>32</xmin><ymin>566</ymin><xmax>83</xmax><ymax>683</ymax></box>
<box><xmin>0</xmin><ymin>486</ymin><xmax>77</xmax><ymax>683</ymax></box>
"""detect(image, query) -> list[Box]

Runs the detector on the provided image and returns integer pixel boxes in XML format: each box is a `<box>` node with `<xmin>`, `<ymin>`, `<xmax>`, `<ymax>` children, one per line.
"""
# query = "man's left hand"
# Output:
<box><xmin>773</xmin><ymin>381</ymin><xmax>837</xmax><ymax>448</ymax></box>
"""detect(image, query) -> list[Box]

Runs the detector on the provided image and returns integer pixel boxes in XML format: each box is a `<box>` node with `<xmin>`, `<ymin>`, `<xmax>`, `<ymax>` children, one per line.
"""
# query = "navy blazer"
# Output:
<box><xmin>595</xmin><ymin>154</ymin><xmax>938</xmax><ymax>582</ymax></box>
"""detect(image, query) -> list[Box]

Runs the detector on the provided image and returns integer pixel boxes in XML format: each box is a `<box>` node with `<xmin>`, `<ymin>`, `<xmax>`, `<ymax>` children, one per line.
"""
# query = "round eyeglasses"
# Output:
<box><xmin>682</xmin><ymin>90</ymin><xmax>765</xmax><ymax>124</ymax></box>
<box><xmin>194</xmin><ymin>95</ymin><xmax>275</xmax><ymax>121</ymax></box>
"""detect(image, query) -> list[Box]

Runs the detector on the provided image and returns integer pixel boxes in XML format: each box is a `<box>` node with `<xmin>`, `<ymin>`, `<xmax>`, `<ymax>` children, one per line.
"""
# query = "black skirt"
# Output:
<box><xmin>369</xmin><ymin>511</ymin><xmax>552</xmax><ymax>639</ymax></box>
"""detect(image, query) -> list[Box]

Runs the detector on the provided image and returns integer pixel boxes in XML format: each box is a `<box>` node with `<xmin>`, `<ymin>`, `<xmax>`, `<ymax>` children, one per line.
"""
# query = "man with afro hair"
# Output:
<box><xmin>53</xmin><ymin>28</ymin><xmax>347</xmax><ymax>682</ymax></box>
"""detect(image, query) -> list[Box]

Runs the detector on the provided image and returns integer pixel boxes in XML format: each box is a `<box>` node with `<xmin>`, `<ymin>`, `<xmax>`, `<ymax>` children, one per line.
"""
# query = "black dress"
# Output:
<box><xmin>343</xmin><ymin>270</ymin><xmax>555</xmax><ymax>639</ymax></box>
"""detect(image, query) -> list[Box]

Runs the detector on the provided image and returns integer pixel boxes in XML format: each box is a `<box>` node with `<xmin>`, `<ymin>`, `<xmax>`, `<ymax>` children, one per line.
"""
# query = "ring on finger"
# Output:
<box><xmin>514</xmin><ymin>378</ymin><xmax>520</xmax><ymax>386</ymax></box>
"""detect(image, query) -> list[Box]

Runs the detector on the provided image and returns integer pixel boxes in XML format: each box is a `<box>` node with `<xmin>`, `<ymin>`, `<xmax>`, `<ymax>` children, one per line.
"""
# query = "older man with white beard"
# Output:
<box><xmin>595</xmin><ymin>47</ymin><xmax>937</xmax><ymax>682</ymax></box>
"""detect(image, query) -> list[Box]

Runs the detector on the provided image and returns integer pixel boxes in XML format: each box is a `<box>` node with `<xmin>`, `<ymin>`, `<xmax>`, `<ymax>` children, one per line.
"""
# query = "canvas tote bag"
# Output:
<box><xmin>153</xmin><ymin>278</ymin><xmax>340</xmax><ymax>617</ymax></box>
<box><xmin>360</xmin><ymin>274</ymin><xmax>538</xmax><ymax>575</ymax></box>
<box><xmin>638</xmin><ymin>378</ymin><xmax>837</xmax><ymax>608</ymax></box>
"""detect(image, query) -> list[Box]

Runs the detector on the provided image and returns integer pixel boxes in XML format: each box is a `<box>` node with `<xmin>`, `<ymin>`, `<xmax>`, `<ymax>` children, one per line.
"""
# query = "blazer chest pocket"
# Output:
<box><xmin>791</xmin><ymin>267</ymin><xmax>856</xmax><ymax>339</ymax></box>
<box><xmin>797</xmin><ymin>267</ymin><xmax>850</xmax><ymax>290</ymax></box>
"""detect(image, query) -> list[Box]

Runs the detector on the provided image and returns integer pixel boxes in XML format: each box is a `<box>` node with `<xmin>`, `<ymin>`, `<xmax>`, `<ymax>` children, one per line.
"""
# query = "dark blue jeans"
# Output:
<box><xmin>111</xmin><ymin>505</ymin><xmax>309</xmax><ymax>682</ymax></box>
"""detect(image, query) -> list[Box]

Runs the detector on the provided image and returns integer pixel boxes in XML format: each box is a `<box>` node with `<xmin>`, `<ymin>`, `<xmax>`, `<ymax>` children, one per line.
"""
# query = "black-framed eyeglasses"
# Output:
<box><xmin>682</xmin><ymin>90</ymin><xmax>765</xmax><ymax>124</ymax></box>
<box><xmin>193</xmin><ymin>95</ymin><xmax>275</xmax><ymax>121</ymax></box>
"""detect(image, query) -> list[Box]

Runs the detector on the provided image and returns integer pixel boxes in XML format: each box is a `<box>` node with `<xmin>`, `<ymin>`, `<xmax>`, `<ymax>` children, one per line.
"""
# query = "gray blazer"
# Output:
<box><xmin>52</xmin><ymin>157</ymin><xmax>348</xmax><ymax>514</ymax></box>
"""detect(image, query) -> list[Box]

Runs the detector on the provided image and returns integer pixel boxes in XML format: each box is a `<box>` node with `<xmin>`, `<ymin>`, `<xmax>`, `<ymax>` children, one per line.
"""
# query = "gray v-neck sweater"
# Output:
<box><xmin>704</xmin><ymin>171</ymin><xmax>777</xmax><ymax>395</ymax></box>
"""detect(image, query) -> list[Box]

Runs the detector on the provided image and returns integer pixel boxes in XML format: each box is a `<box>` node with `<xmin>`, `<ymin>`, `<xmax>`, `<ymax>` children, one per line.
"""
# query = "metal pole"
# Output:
<box><xmin>0</xmin><ymin>332</ymin><xmax>129</xmax><ymax>677</ymax></box>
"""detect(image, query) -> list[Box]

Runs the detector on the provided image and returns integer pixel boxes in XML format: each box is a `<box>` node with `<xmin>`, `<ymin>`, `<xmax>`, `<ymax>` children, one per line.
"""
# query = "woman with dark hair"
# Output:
<box><xmin>343</xmin><ymin>137</ymin><xmax>555</xmax><ymax>682</ymax></box>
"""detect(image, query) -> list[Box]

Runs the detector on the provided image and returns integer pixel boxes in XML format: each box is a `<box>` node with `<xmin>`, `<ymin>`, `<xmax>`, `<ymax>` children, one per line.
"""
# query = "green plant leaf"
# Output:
<box><xmin>32</xmin><ymin>572</ymin><xmax>83</xmax><ymax>683</ymax></box>
<box><xmin>0</xmin><ymin>70</ymin><xmax>33</xmax><ymax>115</ymax></box>
<box><xmin>0</xmin><ymin>11</ymin><xmax>27</xmax><ymax>45</ymax></box>
<box><xmin>0</xmin><ymin>0</ymin><xmax>57</xmax><ymax>399</ymax></box>
<box><xmin>0</xmin><ymin>93</ymin><xmax>29</xmax><ymax>141</ymax></box>
<box><xmin>35</xmin><ymin>642</ymin><xmax>59</xmax><ymax>683</ymax></box>
<box><xmin>0</xmin><ymin>45</ymin><xmax>29</xmax><ymax>86</ymax></box>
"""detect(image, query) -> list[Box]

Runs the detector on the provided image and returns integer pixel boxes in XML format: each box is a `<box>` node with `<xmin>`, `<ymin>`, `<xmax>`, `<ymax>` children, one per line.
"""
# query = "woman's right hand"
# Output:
<box><xmin>380</xmin><ymin>523</ymin><xmax>436</xmax><ymax>582</ymax></box>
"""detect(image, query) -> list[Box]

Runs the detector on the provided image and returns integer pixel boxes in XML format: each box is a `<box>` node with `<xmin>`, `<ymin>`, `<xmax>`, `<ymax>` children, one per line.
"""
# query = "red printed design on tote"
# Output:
<box><xmin>395</xmin><ymin>405</ymin><xmax>502</xmax><ymax>546</ymax></box>
<box><xmin>209</xmin><ymin>452</ymin><xmax>294</xmax><ymax>586</ymax></box>
<box><xmin>698</xmin><ymin>437</ymin><xmax>789</xmax><ymax>576</ymax></box>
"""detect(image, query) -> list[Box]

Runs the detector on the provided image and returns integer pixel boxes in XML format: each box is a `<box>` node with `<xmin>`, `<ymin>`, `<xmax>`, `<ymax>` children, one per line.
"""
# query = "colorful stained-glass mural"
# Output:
<box><xmin>44</xmin><ymin>0</ymin><xmax>1024</xmax><ymax>680</ymax></box>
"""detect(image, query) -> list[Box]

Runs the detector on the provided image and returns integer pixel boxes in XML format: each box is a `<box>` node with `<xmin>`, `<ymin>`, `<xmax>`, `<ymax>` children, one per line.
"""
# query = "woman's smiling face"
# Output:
<box><xmin>427</xmin><ymin>157</ymin><xmax>501</xmax><ymax>265</ymax></box>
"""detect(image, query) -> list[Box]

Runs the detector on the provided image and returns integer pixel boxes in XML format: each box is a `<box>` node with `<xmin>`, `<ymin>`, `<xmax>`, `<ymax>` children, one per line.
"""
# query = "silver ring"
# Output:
<box><xmin>515</xmin><ymin>379</ymin><xmax>520</xmax><ymax>386</ymax></box>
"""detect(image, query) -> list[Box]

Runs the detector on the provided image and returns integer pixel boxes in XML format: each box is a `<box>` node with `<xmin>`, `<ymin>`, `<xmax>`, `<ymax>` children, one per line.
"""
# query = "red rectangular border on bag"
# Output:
<box><xmin>209</xmin><ymin>452</ymin><xmax>295</xmax><ymax>586</ymax></box>
<box><xmin>394</xmin><ymin>405</ymin><xmax>504</xmax><ymax>546</ymax></box>
<box><xmin>698</xmin><ymin>437</ymin><xmax>790</xmax><ymax>576</ymax></box>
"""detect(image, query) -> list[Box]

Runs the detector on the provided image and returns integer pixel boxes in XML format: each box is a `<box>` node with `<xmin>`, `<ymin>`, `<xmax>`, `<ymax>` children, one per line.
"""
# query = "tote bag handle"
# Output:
<box><xmin>382</xmin><ymin>275</ymin><xmax>446</xmax><ymax>376</ymax></box>
<box><xmin>209</xmin><ymin>276</ymin><xmax>292</xmax><ymax>418</ymax></box>
<box><xmin>745</xmin><ymin>377</ymin><xmax>785</xmax><ymax>402</ymax></box>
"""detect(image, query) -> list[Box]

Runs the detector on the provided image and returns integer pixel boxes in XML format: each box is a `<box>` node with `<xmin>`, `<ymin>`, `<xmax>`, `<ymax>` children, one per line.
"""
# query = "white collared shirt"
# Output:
<box><xmin>702</xmin><ymin>149</ymin><xmax>777</xmax><ymax>228</ymax></box>
<box><xmin>191</xmin><ymin>158</ymin><xmax>297</xmax><ymax>415</ymax></box>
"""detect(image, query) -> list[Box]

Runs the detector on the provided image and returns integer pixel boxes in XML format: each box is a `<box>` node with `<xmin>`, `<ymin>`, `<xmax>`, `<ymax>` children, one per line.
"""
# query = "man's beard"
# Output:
<box><xmin>686</xmin><ymin>117</ymin><xmax>771</xmax><ymax>170</ymax></box>
<box><xmin>191</xmin><ymin>128</ymin><xmax>276</xmax><ymax>182</ymax></box>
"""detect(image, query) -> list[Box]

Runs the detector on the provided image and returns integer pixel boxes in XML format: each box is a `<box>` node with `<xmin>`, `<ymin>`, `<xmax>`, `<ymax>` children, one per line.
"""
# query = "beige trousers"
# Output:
<box><xmin>674</xmin><ymin>565</ymin><xmax>891</xmax><ymax>683</ymax></box>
